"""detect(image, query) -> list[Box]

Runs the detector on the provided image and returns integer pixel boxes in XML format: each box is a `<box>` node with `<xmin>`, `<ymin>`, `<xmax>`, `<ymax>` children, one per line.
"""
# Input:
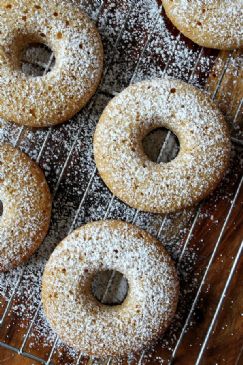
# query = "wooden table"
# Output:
<box><xmin>0</xmin><ymin>1</ymin><xmax>242</xmax><ymax>364</ymax></box>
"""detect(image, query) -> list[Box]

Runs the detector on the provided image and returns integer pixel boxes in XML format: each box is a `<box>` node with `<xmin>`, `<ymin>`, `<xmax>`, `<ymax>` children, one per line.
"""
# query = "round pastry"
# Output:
<box><xmin>94</xmin><ymin>78</ymin><xmax>231</xmax><ymax>214</ymax></box>
<box><xmin>162</xmin><ymin>0</ymin><xmax>243</xmax><ymax>50</ymax></box>
<box><xmin>42</xmin><ymin>220</ymin><xmax>179</xmax><ymax>357</ymax></box>
<box><xmin>0</xmin><ymin>144</ymin><xmax>52</xmax><ymax>271</ymax></box>
<box><xmin>0</xmin><ymin>0</ymin><xmax>103</xmax><ymax>127</ymax></box>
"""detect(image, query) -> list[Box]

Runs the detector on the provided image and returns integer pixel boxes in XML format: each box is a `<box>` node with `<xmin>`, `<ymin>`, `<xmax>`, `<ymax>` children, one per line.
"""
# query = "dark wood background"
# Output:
<box><xmin>0</xmin><ymin>1</ymin><xmax>242</xmax><ymax>364</ymax></box>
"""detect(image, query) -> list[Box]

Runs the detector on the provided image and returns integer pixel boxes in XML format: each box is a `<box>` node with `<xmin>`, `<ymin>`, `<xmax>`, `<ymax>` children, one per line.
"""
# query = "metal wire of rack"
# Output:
<box><xmin>0</xmin><ymin>1</ymin><xmax>242</xmax><ymax>364</ymax></box>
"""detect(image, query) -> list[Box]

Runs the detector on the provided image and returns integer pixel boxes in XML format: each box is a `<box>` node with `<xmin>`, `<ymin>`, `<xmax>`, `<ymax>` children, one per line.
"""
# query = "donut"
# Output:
<box><xmin>94</xmin><ymin>79</ymin><xmax>231</xmax><ymax>214</ymax></box>
<box><xmin>0</xmin><ymin>144</ymin><xmax>52</xmax><ymax>271</ymax></box>
<box><xmin>0</xmin><ymin>0</ymin><xmax>103</xmax><ymax>127</ymax></box>
<box><xmin>162</xmin><ymin>0</ymin><xmax>243</xmax><ymax>50</ymax></box>
<box><xmin>42</xmin><ymin>220</ymin><xmax>179</xmax><ymax>357</ymax></box>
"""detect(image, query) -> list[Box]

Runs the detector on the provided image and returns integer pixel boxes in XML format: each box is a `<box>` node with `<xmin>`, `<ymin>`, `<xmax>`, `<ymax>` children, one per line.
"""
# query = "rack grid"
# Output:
<box><xmin>0</xmin><ymin>1</ymin><xmax>242</xmax><ymax>364</ymax></box>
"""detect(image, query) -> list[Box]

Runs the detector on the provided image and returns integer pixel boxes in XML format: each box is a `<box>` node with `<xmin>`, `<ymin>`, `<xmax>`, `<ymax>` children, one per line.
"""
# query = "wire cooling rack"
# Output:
<box><xmin>0</xmin><ymin>1</ymin><xmax>242</xmax><ymax>364</ymax></box>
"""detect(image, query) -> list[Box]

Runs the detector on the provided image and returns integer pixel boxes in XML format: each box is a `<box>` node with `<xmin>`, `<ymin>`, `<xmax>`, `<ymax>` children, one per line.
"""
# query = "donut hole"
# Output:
<box><xmin>142</xmin><ymin>127</ymin><xmax>180</xmax><ymax>163</ymax></box>
<box><xmin>0</xmin><ymin>200</ymin><xmax>3</xmax><ymax>217</ymax></box>
<box><xmin>20</xmin><ymin>43</ymin><xmax>55</xmax><ymax>77</ymax></box>
<box><xmin>91</xmin><ymin>270</ymin><xmax>128</xmax><ymax>306</ymax></box>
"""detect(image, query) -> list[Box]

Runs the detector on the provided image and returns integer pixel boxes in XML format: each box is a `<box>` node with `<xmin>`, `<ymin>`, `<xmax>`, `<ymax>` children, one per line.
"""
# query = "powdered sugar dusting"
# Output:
<box><xmin>42</xmin><ymin>220</ymin><xmax>179</xmax><ymax>357</ymax></box>
<box><xmin>0</xmin><ymin>0</ymin><xmax>103</xmax><ymax>127</ymax></box>
<box><xmin>102</xmin><ymin>0</ymin><xmax>160</xmax><ymax>93</ymax></box>
<box><xmin>0</xmin><ymin>0</ymin><xmax>241</xmax><ymax>363</ymax></box>
<box><xmin>94</xmin><ymin>78</ymin><xmax>231</xmax><ymax>213</ymax></box>
<box><xmin>162</xmin><ymin>0</ymin><xmax>243</xmax><ymax>50</ymax></box>
<box><xmin>0</xmin><ymin>144</ymin><xmax>51</xmax><ymax>271</ymax></box>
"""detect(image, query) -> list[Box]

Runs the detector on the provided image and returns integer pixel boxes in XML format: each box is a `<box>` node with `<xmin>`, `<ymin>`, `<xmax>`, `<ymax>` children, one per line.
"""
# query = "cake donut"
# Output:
<box><xmin>0</xmin><ymin>144</ymin><xmax>52</xmax><ymax>271</ymax></box>
<box><xmin>162</xmin><ymin>0</ymin><xmax>243</xmax><ymax>50</ymax></box>
<box><xmin>94</xmin><ymin>79</ymin><xmax>231</xmax><ymax>214</ymax></box>
<box><xmin>42</xmin><ymin>220</ymin><xmax>179</xmax><ymax>357</ymax></box>
<box><xmin>0</xmin><ymin>0</ymin><xmax>103</xmax><ymax>127</ymax></box>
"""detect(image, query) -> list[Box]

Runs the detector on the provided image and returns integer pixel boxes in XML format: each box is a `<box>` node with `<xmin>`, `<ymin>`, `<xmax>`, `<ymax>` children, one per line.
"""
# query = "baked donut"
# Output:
<box><xmin>0</xmin><ymin>0</ymin><xmax>103</xmax><ymax>127</ymax></box>
<box><xmin>162</xmin><ymin>0</ymin><xmax>243</xmax><ymax>50</ymax></box>
<box><xmin>42</xmin><ymin>220</ymin><xmax>179</xmax><ymax>357</ymax></box>
<box><xmin>0</xmin><ymin>144</ymin><xmax>52</xmax><ymax>271</ymax></box>
<box><xmin>94</xmin><ymin>78</ymin><xmax>231</xmax><ymax>214</ymax></box>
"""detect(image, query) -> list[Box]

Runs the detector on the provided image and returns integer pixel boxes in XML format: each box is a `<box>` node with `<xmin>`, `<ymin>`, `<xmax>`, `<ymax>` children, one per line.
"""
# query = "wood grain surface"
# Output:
<box><xmin>0</xmin><ymin>1</ymin><xmax>242</xmax><ymax>364</ymax></box>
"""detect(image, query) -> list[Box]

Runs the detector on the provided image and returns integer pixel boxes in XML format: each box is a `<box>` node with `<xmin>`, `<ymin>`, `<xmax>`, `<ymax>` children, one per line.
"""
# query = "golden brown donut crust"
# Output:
<box><xmin>94</xmin><ymin>78</ymin><xmax>231</xmax><ymax>214</ymax></box>
<box><xmin>42</xmin><ymin>220</ymin><xmax>179</xmax><ymax>357</ymax></box>
<box><xmin>162</xmin><ymin>0</ymin><xmax>243</xmax><ymax>50</ymax></box>
<box><xmin>0</xmin><ymin>144</ymin><xmax>52</xmax><ymax>271</ymax></box>
<box><xmin>0</xmin><ymin>0</ymin><xmax>103</xmax><ymax>127</ymax></box>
